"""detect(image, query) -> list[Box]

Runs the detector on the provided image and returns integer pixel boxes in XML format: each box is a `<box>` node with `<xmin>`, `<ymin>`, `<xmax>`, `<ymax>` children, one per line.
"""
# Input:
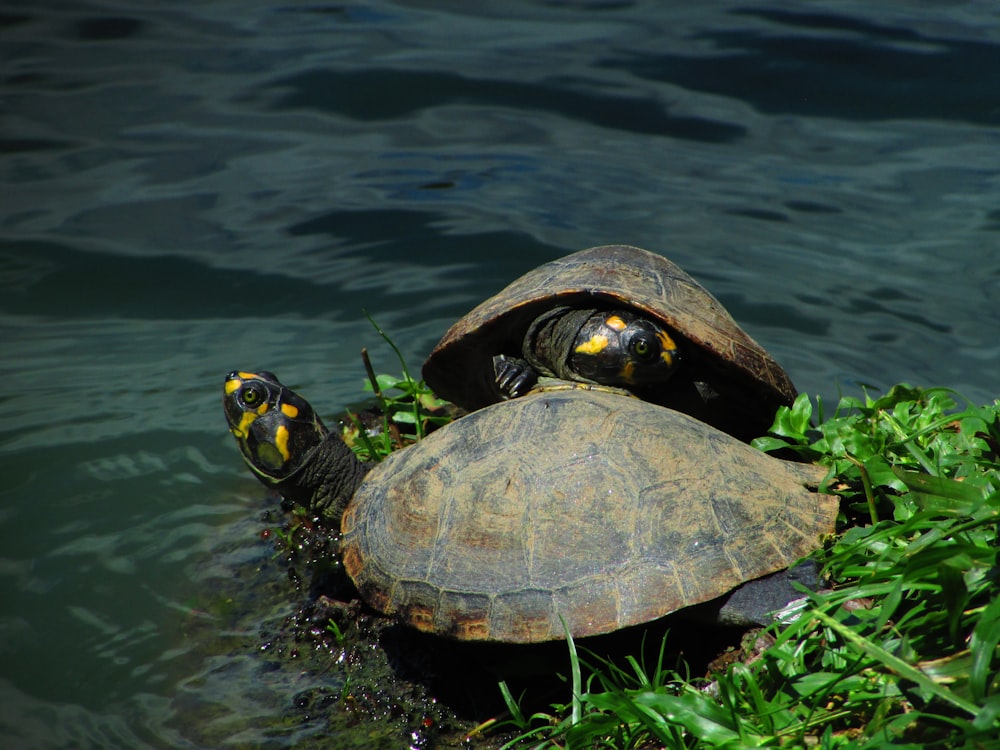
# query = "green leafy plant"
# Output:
<box><xmin>343</xmin><ymin>313</ymin><xmax>452</xmax><ymax>462</ymax></box>
<box><xmin>325</xmin><ymin>617</ymin><xmax>347</xmax><ymax>648</ymax></box>
<box><xmin>495</xmin><ymin>385</ymin><xmax>1000</xmax><ymax>749</ymax></box>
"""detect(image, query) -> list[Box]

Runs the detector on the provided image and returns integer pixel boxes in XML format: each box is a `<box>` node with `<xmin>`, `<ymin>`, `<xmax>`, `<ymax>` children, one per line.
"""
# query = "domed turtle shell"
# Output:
<box><xmin>341</xmin><ymin>387</ymin><xmax>836</xmax><ymax>643</ymax></box>
<box><xmin>422</xmin><ymin>245</ymin><xmax>797</xmax><ymax>439</ymax></box>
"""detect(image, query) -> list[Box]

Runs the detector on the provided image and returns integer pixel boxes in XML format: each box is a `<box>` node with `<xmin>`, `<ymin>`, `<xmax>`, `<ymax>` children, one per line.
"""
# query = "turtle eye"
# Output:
<box><xmin>630</xmin><ymin>332</ymin><xmax>658</xmax><ymax>361</ymax></box>
<box><xmin>240</xmin><ymin>383</ymin><xmax>266</xmax><ymax>407</ymax></box>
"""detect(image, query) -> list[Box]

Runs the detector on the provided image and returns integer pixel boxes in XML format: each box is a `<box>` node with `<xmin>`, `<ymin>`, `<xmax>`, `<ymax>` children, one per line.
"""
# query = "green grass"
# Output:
<box><xmin>342</xmin><ymin>313</ymin><xmax>451</xmax><ymax>462</ymax></box>
<box><xmin>491</xmin><ymin>385</ymin><xmax>1000</xmax><ymax>749</ymax></box>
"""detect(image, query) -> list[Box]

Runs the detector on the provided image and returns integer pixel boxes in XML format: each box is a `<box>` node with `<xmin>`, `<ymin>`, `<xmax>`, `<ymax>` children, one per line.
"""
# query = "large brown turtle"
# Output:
<box><xmin>422</xmin><ymin>244</ymin><xmax>796</xmax><ymax>440</ymax></box>
<box><xmin>223</xmin><ymin>370</ymin><xmax>837</xmax><ymax>643</ymax></box>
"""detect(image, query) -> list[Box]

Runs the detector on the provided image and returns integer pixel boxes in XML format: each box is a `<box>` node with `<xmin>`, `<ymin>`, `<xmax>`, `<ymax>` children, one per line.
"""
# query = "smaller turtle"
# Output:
<box><xmin>423</xmin><ymin>244</ymin><xmax>796</xmax><ymax>440</ymax></box>
<box><xmin>224</xmin><ymin>370</ymin><xmax>837</xmax><ymax>643</ymax></box>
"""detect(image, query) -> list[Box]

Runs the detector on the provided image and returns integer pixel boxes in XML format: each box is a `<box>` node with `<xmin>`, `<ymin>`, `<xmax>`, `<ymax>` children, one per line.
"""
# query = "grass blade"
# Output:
<box><xmin>811</xmin><ymin>609</ymin><xmax>981</xmax><ymax>716</ymax></box>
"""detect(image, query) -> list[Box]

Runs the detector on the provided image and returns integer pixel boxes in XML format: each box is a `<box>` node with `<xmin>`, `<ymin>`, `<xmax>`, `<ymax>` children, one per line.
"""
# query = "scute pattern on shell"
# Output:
<box><xmin>340</xmin><ymin>389</ymin><xmax>836</xmax><ymax>643</ymax></box>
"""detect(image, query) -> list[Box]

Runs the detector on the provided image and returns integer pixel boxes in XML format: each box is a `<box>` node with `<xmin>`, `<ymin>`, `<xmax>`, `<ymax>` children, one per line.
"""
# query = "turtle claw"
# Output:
<box><xmin>493</xmin><ymin>354</ymin><xmax>538</xmax><ymax>400</ymax></box>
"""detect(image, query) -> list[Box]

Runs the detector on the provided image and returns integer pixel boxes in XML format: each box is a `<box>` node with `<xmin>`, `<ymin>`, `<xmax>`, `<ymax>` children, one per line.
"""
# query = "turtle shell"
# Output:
<box><xmin>339</xmin><ymin>388</ymin><xmax>836</xmax><ymax>643</ymax></box>
<box><xmin>422</xmin><ymin>245</ymin><xmax>797</xmax><ymax>438</ymax></box>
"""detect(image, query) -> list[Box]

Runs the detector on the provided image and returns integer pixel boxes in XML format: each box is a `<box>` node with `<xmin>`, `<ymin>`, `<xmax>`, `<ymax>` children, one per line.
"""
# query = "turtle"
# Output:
<box><xmin>422</xmin><ymin>244</ymin><xmax>797</xmax><ymax>441</ymax></box>
<box><xmin>224</xmin><ymin>370</ymin><xmax>837</xmax><ymax>643</ymax></box>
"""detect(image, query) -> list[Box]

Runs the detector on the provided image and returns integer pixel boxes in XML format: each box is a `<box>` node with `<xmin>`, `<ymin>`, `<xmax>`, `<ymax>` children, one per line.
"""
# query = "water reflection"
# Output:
<box><xmin>261</xmin><ymin>68</ymin><xmax>747</xmax><ymax>142</ymax></box>
<box><xmin>604</xmin><ymin>7</ymin><xmax>1000</xmax><ymax>124</ymax></box>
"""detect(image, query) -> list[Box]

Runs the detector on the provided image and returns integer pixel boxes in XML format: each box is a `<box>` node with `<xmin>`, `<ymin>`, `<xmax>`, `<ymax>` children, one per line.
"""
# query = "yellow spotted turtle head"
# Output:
<box><xmin>569</xmin><ymin>310</ymin><xmax>680</xmax><ymax>387</ymax></box>
<box><xmin>223</xmin><ymin>371</ymin><xmax>328</xmax><ymax>483</ymax></box>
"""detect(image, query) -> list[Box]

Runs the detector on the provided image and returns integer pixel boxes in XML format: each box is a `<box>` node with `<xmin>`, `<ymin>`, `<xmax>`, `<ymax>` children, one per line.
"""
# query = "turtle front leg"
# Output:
<box><xmin>493</xmin><ymin>354</ymin><xmax>539</xmax><ymax>399</ymax></box>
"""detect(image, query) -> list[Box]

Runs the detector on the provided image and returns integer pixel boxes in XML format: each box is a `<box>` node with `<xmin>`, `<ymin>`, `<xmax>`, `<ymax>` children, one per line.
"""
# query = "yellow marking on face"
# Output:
<box><xmin>225</xmin><ymin>377</ymin><xmax>242</xmax><ymax>395</ymax></box>
<box><xmin>657</xmin><ymin>330</ymin><xmax>678</xmax><ymax>366</ymax></box>
<box><xmin>619</xmin><ymin>360</ymin><xmax>636</xmax><ymax>382</ymax></box>
<box><xmin>605</xmin><ymin>315</ymin><xmax>627</xmax><ymax>331</ymax></box>
<box><xmin>575</xmin><ymin>334</ymin><xmax>610</xmax><ymax>355</ymax></box>
<box><xmin>281</xmin><ymin>402</ymin><xmax>299</xmax><ymax>419</ymax></box>
<box><xmin>238</xmin><ymin>371</ymin><xmax>260</xmax><ymax>380</ymax></box>
<box><xmin>232</xmin><ymin>410</ymin><xmax>258</xmax><ymax>440</ymax></box>
<box><xmin>274</xmin><ymin>424</ymin><xmax>291</xmax><ymax>462</ymax></box>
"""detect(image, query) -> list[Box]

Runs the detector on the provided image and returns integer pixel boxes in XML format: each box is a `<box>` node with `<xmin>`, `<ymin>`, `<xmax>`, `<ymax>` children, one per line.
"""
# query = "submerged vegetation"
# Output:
<box><xmin>491</xmin><ymin>386</ymin><xmax>1000</xmax><ymax>749</ymax></box>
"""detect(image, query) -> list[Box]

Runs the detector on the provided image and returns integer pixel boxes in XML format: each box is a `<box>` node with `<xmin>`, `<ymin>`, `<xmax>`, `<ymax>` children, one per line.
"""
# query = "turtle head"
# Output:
<box><xmin>223</xmin><ymin>371</ymin><xmax>369</xmax><ymax>525</ymax></box>
<box><xmin>569</xmin><ymin>310</ymin><xmax>680</xmax><ymax>387</ymax></box>
<box><xmin>223</xmin><ymin>371</ymin><xmax>328</xmax><ymax>484</ymax></box>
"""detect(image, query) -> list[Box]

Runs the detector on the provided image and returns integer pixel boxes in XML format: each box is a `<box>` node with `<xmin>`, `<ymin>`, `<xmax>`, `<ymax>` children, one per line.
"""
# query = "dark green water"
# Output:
<box><xmin>2</xmin><ymin>1</ymin><xmax>999</xmax><ymax>747</ymax></box>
